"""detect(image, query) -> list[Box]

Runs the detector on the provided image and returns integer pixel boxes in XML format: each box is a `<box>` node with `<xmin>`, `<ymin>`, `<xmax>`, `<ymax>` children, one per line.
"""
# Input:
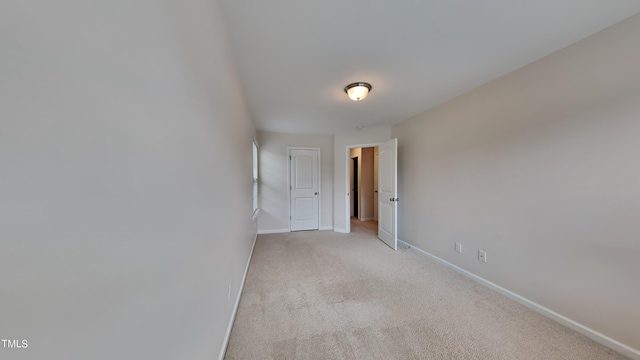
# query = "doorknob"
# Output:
<box><xmin>315</xmin><ymin>192</ymin><xmax>318</xmax><ymax>195</ymax></box>
<box><xmin>389</xmin><ymin>197</ymin><xmax>399</xmax><ymax>202</ymax></box>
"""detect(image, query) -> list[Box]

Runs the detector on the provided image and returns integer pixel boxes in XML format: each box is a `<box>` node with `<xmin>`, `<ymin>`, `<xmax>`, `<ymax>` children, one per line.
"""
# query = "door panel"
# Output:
<box><xmin>294</xmin><ymin>155</ymin><xmax>314</xmax><ymax>188</ymax></box>
<box><xmin>294</xmin><ymin>198</ymin><xmax>314</xmax><ymax>220</ymax></box>
<box><xmin>290</xmin><ymin>149</ymin><xmax>319</xmax><ymax>231</ymax></box>
<box><xmin>379</xmin><ymin>202</ymin><xmax>393</xmax><ymax>235</ymax></box>
<box><xmin>378</xmin><ymin>138</ymin><xmax>397</xmax><ymax>250</ymax></box>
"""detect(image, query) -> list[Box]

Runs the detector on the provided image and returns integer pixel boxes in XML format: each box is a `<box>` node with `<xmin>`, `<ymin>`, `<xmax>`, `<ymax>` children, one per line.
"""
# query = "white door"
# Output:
<box><xmin>378</xmin><ymin>138</ymin><xmax>397</xmax><ymax>250</ymax></box>
<box><xmin>290</xmin><ymin>149</ymin><xmax>319</xmax><ymax>231</ymax></box>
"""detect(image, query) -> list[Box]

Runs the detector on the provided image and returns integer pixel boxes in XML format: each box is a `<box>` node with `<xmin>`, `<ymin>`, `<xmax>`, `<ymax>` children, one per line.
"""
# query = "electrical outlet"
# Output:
<box><xmin>455</xmin><ymin>242</ymin><xmax>462</xmax><ymax>253</ymax></box>
<box><xmin>478</xmin><ymin>250</ymin><xmax>487</xmax><ymax>263</ymax></box>
<box><xmin>228</xmin><ymin>281</ymin><xmax>232</xmax><ymax>301</ymax></box>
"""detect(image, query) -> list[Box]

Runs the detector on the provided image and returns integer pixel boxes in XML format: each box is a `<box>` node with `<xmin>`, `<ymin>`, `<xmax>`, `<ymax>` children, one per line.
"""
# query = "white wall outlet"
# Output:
<box><xmin>228</xmin><ymin>280</ymin><xmax>232</xmax><ymax>301</ymax></box>
<box><xmin>478</xmin><ymin>250</ymin><xmax>487</xmax><ymax>263</ymax></box>
<box><xmin>455</xmin><ymin>242</ymin><xmax>462</xmax><ymax>253</ymax></box>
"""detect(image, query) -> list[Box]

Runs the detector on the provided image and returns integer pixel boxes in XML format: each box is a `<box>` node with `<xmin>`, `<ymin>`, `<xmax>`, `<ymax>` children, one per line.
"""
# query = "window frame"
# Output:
<box><xmin>252</xmin><ymin>139</ymin><xmax>259</xmax><ymax>219</ymax></box>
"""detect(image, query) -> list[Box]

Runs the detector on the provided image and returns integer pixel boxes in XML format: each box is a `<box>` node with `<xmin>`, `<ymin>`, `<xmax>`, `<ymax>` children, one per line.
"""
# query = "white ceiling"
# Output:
<box><xmin>218</xmin><ymin>0</ymin><xmax>640</xmax><ymax>135</ymax></box>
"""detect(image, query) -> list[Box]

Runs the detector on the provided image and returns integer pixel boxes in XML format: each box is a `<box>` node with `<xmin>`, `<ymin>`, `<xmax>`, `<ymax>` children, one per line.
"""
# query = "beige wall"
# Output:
<box><xmin>334</xmin><ymin>126</ymin><xmax>392</xmax><ymax>232</ymax></box>
<box><xmin>393</xmin><ymin>13</ymin><xmax>640</xmax><ymax>353</ymax></box>
<box><xmin>349</xmin><ymin>147</ymin><xmax>375</xmax><ymax>220</ymax></box>
<box><xmin>360</xmin><ymin>147</ymin><xmax>375</xmax><ymax>221</ymax></box>
<box><xmin>257</xmin><ymin>131</ymin><xmax>333</xmax><ymax>232</ymax></box>
<box><xmin>0</xmin><ymin>1</ymin><xmax>256</xmax><ymax>359</ymax></box>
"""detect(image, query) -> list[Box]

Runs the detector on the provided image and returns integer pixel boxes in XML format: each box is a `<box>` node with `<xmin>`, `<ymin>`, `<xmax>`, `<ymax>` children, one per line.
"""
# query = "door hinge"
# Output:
<box><xmin>290</xmin><ymin>186</ymin><xmax>292</xmax><ymax>190</ymax></box>
<box><xmin>290</xmin><ymin>216</ymin><xmax>292</xmax><ymax>220</ymax></box>
<box><xmin>289</xmin><ymin>155</ymin><xmax>292</xmax><ymax>160</ymax></box>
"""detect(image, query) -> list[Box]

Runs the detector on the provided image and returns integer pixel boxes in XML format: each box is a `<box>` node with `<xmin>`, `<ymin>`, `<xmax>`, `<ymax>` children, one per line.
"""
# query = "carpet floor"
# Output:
<box><xmin>225</xmin><ymin>220</ymin><xmax>627</xmax><ymax>359</ymax></box>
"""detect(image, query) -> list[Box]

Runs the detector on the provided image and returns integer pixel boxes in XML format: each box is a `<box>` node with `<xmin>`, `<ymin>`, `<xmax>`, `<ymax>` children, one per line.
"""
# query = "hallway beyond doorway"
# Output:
<box><xmin>351</xmin><ymin>217</ymin><xmax>377</xmax><ymax>236</ymax></box>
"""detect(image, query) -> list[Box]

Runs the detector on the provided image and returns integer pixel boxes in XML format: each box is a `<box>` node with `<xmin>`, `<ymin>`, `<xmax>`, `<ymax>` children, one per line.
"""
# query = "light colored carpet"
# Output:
<box><xmin>225</xmin><ymin>220</ymin><xmax>628</xmax><ymax>360</ymax></box>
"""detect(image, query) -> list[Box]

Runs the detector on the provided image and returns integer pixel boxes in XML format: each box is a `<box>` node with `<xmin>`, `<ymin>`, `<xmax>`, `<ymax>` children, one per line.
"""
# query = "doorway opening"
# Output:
<box><xmin>349</xmin><ymin>146</ymin><xmax>379</xmax><ymax>236</ymax></box>
<box><xmin>344</xmin><ymin>138</ymin><xmax>397</xmax><ymax>250</ymax></box>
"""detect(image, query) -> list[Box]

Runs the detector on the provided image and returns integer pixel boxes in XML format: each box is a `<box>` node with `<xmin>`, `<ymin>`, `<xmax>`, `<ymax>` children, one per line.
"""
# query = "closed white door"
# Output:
<box><xmin>378</xmin><ymin>138</ymin><xmax>397</xmax><ymax>250</ymax></box>
<box><xmin>290</xmin><ymin>149</ymin><xmax>319</xmax><ymax>231</ymax></box>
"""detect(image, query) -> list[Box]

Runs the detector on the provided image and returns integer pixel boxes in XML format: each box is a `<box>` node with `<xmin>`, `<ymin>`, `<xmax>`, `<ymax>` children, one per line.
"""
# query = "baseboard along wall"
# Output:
<box><xmin>397</xmin><ymin>239</ymin><xmax>640</xmax><ymax>360</ymax></box>
<box><xmin>218</xmin><ymin>233</ymin><xmax>258</xmax><ymax>360</ymax></box>
<box><xmin>258</xmin><ymin>227</ymin><xmax>333</xmax><ymax>234</ymax></box>
<box><xmin>257</xmin><ymin>228</ymin><xmax>290</xmax><ymax>234</ymax></box>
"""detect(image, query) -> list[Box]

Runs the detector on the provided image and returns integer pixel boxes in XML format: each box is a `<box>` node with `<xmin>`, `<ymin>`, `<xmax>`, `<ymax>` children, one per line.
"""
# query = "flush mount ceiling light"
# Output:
<box><xmin>344</xmin><ymin>82</ymin><xmax>372</xmax><ymax>101</ymax></box>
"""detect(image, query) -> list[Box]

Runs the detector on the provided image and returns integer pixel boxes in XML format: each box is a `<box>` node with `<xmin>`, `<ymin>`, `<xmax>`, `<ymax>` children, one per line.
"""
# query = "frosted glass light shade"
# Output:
<box><xmin>344</xmin><ymin>82</ymin><xmax>372</xmax><ymax>101</ymax></box>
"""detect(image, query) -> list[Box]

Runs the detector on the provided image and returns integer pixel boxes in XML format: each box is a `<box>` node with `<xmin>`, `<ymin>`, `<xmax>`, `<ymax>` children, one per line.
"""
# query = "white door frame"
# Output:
<box><xmin>344</xmin><ymin>142</ymin><xmax>381</xmax><ymax>233</ymax></box>
<box><xmin>288</xmin><ymin>147</ymin><xmax>321</xmax><ymax>231</ymax></box>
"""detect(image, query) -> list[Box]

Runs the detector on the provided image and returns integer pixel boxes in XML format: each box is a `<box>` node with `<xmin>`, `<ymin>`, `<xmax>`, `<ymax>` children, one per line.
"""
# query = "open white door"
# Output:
<box><xmin>290</xmin><ymin>149</ymin><xmax>320</xmax><ymax>231</ymax></box>
<box><xmin>378</xmin><ymin>138</ymin><xmax>397</xmax><ymax>250</ymax></box>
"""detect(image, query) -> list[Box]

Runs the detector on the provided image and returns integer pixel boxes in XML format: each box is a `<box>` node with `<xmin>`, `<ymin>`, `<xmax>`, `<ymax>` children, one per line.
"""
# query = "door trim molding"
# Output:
<box><xmin>288</xmin><ymin>147</ymin><xmax>321</xmax><ymax>231</ymax></box>
<box><xmin>343</xmin><ymin>142</ymin><xmax>381</xmax><ymax>234</ymax></box>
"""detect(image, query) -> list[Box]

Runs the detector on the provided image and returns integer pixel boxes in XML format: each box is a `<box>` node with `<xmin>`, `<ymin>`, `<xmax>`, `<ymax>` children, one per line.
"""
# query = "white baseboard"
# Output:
<box><xmin>397</xmin><ymin>239</ymin><xmax>640</xmax><ymax>360</ymax></box>
<box><xmin>333</xmin><ymin>228</ymin><xmax>348</xmax><ymax>234</ymax></box>
<box><xmin>257</xmin><ymin>228</ymin><xmax>290</xmax><ymax>234</ymax></box>
<box><xmin>218</xmin><ymin>232</ymin><xmax>258</xmax><ymax>360</ymax></box>
<box><xmin>359</xmin><ymin>217</ymin><xmax>375</xmax><ymax>221</ymax></box>
<box><xmin>319</xmin><ymin>226</ymin><xmax>334</xmax><ymax>231</ymax></box>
